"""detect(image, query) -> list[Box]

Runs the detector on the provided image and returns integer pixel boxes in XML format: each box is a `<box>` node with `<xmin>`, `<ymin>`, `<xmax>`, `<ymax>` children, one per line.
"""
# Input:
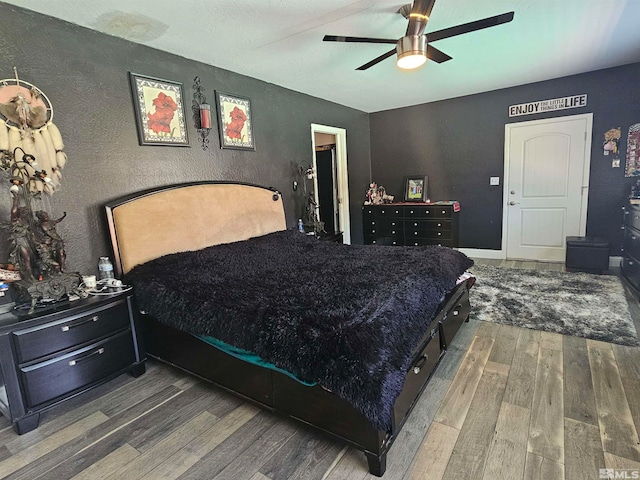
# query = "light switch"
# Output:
<box><xmin>490</xmin><ymin>177</ymin><xmax>500</xmax><ymax>186</ymax></box>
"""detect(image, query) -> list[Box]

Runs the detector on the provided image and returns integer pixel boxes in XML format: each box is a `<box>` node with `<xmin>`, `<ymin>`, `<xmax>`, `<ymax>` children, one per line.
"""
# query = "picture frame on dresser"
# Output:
<box><xmin>403</xmin><ymin>176</ymin><xmax>428</xmax><ymax>202</ymax></box>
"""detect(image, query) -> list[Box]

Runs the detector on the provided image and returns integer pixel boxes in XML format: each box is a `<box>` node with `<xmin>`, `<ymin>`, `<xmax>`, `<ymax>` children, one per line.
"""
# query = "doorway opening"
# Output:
<box><xmin>311</xmin><ymin>124</ymin><xmax>351</xmax><ymax>244</ymax></box>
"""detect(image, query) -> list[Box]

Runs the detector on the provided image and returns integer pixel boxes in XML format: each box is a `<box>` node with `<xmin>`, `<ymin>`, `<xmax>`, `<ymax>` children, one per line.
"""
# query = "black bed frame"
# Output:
<box><xmin>104</xmin><ymin>182</ymin><xmax>473</xmax><ymax>476</ymax></box>
<box><xmin>138</xmin><ymin>281</ymin><xmax>471</xmax><ymax>475</ymax></box>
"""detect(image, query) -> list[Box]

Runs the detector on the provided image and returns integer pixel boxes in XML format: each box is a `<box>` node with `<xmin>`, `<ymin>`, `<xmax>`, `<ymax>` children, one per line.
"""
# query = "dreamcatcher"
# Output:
<box><xmin>0</xmin><ymin>68</ymin><xmax>68</xmax><ymax>195</ymax></box>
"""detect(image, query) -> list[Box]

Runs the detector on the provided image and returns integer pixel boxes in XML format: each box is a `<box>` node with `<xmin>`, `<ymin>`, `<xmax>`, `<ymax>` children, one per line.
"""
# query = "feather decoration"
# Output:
<box><xmin>43</xmin><ymin>182</ymin><xmax>54</xmax><ymax>195</ymax></box>
<box><xmin>50</xmin><ymin>168</ymin><xmax>62</xmax><ymax>188</ymax></box>
<box><xmin>33</xmin><ymin>130</ymin><xmax>52</xmax><ymax>175</ymax></box>
<box><xmin>55</xmin><ymin>150</ymin><xmax>67</xmax><ymax>169</ymax></box>
<box><xmin>40</xmin><ymin>126</ymin><xmax>58</xmax><ymax>170</ymax></box>
<box><xmin>8</xmin><ymin>126</ymin><xmax>21</xmax><ymax>152</ymax></box>
<box><xmin>0</xmin><ymin>119</ymin><xmax>9</xmax><ymax>150</ymax></box>
<box><xmin>47</xmin><ymin>122</ymin><xmax>64</xmax><ymax>150</ymax></box>
<box><xmin>20</xmin><ymin>134</ymin><xmax>36</xmax><ymax>157</ymax></box>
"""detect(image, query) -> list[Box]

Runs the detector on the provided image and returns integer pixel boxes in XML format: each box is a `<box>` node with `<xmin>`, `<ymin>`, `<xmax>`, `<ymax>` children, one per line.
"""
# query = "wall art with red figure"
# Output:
<box><xmin>129</xmin><ymin>73</ymin><xmax>189</xmax><ymax>146</ymax></box>
<box><xmin>215</xmin><ymin>91</ymin><xmax>255</xmax><ymax>150</ymax></box>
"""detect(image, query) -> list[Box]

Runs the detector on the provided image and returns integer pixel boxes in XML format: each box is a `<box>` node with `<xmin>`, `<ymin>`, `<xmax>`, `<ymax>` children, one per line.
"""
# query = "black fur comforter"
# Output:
<box><xmin>126</xmin><ymin>229</ymin><xmax>473</xmax><ymax>430</ymax></box>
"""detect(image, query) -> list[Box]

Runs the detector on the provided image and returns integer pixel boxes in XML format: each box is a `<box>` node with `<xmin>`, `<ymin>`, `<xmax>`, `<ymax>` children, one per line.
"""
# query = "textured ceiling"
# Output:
<box><xmin>4</xmin><ymin>0</ymin><xmax>640</xmax><ymax>113</ymax></box>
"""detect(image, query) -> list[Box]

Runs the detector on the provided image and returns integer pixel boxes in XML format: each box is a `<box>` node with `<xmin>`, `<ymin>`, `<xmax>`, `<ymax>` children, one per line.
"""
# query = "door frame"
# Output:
<box><xmin>501</xmin><ymin>113</ymin><xmax>593</xmax><ymax>260</ymax></box>
<box><xmin>310</xmin><ymin>123</ymin><xmax>351</xmax><ymax>244</ymax></box>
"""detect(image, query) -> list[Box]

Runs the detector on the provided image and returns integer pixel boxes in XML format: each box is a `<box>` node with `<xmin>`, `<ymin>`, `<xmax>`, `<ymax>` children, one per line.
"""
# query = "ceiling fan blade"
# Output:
<box><xmin>356</xmin><ymin>48</ymin><xmax>397</xmax><ymax>70</ymax></box>
<box><xmin>426</xmin><ymin>45</ymin><xmax>452</xmax><ymax>63</ymax></box>
<box><xmin>323</xmin><ymin>35</ymin><xmax>397</xmax><ymax>44</ymax></box>
<box><xmin>406</xmin><ymin>0</ymin><xmax>437</xmax><ymax>36</ymax></box>
<box><xmin>427</xmin><ymin>11</ymin><xmax>514</xmax><ymax>43</ymax></box>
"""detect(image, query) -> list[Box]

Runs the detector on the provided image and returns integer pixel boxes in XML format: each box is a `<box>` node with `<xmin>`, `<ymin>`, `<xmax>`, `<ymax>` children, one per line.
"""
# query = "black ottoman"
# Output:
<box><xmin>565</xmin><ymin>236</ymin><xmax>610</xmax><ymax>273</ymax></box>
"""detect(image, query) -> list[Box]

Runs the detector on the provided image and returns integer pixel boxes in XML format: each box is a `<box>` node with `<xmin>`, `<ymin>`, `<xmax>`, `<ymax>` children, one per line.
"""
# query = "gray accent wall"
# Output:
<box><xmin>370</xmin><ymin>62</ymin><xmax>640</xmax><ymax>255</ymax></box>
<box><xmin>0</xmin><ymin>3</ymin><xmax>371</xmax><ymax>276</ymax></box>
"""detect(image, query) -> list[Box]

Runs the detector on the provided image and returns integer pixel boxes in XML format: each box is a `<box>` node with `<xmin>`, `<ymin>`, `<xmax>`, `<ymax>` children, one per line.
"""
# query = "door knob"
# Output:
<box><xmin>509</xmin><ymin>201</ymin><xmax>520</xmax><ymax>205</ymax></box>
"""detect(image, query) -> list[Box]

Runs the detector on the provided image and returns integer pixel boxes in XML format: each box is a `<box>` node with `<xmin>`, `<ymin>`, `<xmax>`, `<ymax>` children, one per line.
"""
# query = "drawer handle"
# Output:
<box><xmin>413</xmin><ymin>354</ymin><xmax>428</xmax><ymax>374</ymax></box>
<box><xmin>437</xmin><ymin>232</ymin><xmax>442</xmax><ymax>236</ymax></box>
<box><xmin>61</xmin><ymin>315</ymin><xmax>99</xmax><ymax>332</ymax></box>
<box><xmin>442</xmin><ymin>210</ymin><xmax>446</xmax><ymax>214</ymax></box>
<box><xmin>437</xmin><ymin>223</ymin><xmax>442</xmax><ymax>227</ymax></box>
<box><xmin>452</xmin><ymin>309</ymin><xmax>459</xmax><ymax>316</ymax></box>
<box><xmin>68</xmin><ymin>347</ymin><xmax>104</xmax><ymax>366</ymax></box>
<box><xmin>633</xmin><ymin>236</ymin><xmax>637</xmax><ymax>240</ymax></box>
<box><xmin>392</xmin><ymin>230</ymin><xmax>396</xmax><ymax>234</ymax></box>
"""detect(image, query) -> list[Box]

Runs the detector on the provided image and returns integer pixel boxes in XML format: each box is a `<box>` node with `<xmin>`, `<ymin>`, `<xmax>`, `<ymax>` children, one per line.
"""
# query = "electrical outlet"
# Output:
<box><xmin>490</xmin><ymin>177</ymin><xmax>500</xmax><ymax>186</ymax></box>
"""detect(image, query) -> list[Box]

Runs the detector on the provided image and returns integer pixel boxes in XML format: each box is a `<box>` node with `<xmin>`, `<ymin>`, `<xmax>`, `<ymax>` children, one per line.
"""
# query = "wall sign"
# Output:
<box><xmin>508</xmin><ymin>94</ymin><xmax>587</xmax><ymax>117</ymax></box>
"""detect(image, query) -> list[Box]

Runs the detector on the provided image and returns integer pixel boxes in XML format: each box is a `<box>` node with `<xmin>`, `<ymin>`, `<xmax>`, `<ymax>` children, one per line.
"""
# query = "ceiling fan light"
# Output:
<box><xmin>396</xmin><ymin>35</ymin><xmax>427</xmax><ymax>70</ymax></box>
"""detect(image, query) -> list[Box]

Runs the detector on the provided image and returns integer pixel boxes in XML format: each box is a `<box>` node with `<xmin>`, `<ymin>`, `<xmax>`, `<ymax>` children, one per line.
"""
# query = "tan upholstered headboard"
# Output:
<box><xmin>105</xmin><ymin>182</ymin><xmax>286</xmax><ymax>276</ymax></box>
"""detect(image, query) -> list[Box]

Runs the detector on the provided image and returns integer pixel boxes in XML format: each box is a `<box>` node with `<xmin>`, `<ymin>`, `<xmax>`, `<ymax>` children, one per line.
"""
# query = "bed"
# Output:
<box><xmin>104</xmin><ymin>181</ymin><xmax>474</xmax><ymax>476</ymax></box>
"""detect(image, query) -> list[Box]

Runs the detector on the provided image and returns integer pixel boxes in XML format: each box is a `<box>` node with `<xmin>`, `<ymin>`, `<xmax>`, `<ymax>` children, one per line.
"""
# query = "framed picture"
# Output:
<box><xmin>215</xmin><ymin>91</ymin><xmax>255</xmax><ymax>150</ymax></box>
<box><xmin>129</xmin><ymin>72</ymin><xmax>189</xmax><ymax>146</ymax></box>
<box><xmin>403</xmin><ymin>176</ymin><xmax>428</xmax><ymax>202</ymax></box>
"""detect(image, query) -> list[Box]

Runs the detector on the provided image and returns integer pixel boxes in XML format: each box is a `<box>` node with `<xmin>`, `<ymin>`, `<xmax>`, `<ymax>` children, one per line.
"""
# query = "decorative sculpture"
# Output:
<box><xmin>0</xmin><ymin>69</ymin><xmax>78</xmax><ymax>312</ymax></box>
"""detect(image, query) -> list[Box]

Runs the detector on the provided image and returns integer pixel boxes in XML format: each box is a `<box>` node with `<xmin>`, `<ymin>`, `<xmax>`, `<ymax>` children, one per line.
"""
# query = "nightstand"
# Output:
<box><xmin>0</xmin><ymin>290</ymin><xmax>146</xmax><ymax>434</ymax></box>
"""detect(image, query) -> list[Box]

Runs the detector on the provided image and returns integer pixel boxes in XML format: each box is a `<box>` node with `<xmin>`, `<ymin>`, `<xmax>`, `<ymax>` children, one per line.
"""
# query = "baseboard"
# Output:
<box><xmin>458</xmin><ymin>250</ymin><xmax>622</xmax><ymax>267</ymax></box>
<box><xmin>457</xmin><ymin>248</ymin><xmax>505</xmax><ymax>260</ymax></box>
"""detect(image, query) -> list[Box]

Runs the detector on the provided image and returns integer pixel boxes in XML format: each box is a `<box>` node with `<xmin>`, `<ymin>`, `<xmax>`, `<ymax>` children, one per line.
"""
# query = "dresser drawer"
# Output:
<box><xmin>20</xmin><ymin>329</ymin><xmax>136</xmax><ymax>408</ymax></box>
<box><xmin>425</xmin><ymin>220</ymin><xmax>452</xmax><ymax>231</ymax></box>
<box><xmin>626</xmin><ymin>205</ymin><xmax>640</xmax><ymax>232</ymax></box>
<box><xmin>403</xmin><ymin>206</ymin><xmax>425</xmax><ymax>218</ymax></box>
<box><xmin>393</xmin><ymin>328</ymin><xmax>442</xmax><ymax>427</ymax></box>
<box><xmin>365</xmin><ymin>219</ymin><xmax>402</xmax><ymax>236</ymax></box>
<box><xmin>362</xmin><ymin>207</ymin><xmax>377</xmax><ymax>219</ymax></box>
<box><xmin>625</xmin><ymin>226</ymin><xmax>640</xmax><ymax>260</ymax></box>
<box><xmin>405</xmin><ymin>238</ymin><xmax>455</xmax><ymax>247</ymax></box>
<box><xmin>13</xmin><ymin>300</ymin><xmax>131</xmax><ymax>364</ymax></box>
<box><xmin>434</xmin><ymin>207</ymin><xmax>453</xmax><ymax>219</ymax></box>
<box><xmin>422</xmin><ymin>230</ymin><xmax>452</xmax><ymax>240</ymax></box>
<box><xmin>439</xmin><ymin>288</ymin><xmax>470</xmax><ymax>350</ymax></box>
<box><xmin>377</xmin><ymin>206</ymin><xmax>403</xmax><ymax>217</ymax></box>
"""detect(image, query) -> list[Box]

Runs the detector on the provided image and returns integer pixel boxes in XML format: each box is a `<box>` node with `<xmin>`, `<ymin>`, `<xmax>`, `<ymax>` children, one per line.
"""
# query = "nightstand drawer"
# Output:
<box><xmin>20</xmin><ymin>329</ymin><xmax>136</xmax><ymax>408</ymax></box>
<box><xmin>13</xmin><ymin>300</ymin><xmax>130</xmax><ymax>363</ymax></box>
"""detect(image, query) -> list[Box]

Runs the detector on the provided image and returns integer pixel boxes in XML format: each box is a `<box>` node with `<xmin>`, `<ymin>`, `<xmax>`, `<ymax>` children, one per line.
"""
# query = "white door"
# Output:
<box><xmin>503</xmin><ymin>114</ymin><xmax>592</xmax><ymax>261</ymax></box>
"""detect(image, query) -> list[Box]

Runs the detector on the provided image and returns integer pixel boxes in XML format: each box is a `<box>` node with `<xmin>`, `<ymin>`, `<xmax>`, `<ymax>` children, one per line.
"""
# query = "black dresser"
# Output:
<box><xmin>362</xmin><ymin>203</ymin><xmax>459</xmax><ymax>247</ymax></box>
<box><xmin>622</xmin><ymin>200</ymin><xmax>640</xmax><ymax>294</ymax></box>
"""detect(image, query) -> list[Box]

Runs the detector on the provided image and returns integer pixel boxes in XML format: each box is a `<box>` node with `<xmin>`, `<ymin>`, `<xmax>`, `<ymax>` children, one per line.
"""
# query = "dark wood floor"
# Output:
<box><xmin>1</xmin><ymin>259</ymin><xmax>639</xmax><ymax>479</ymax></box>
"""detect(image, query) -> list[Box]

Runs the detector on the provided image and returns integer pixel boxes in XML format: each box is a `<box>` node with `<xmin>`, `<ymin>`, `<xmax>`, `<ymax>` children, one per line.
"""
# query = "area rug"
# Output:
<box><xmin>468</xmin><ymin>264</ymin><xmax>640</xmax><ymax>346</ymax></box>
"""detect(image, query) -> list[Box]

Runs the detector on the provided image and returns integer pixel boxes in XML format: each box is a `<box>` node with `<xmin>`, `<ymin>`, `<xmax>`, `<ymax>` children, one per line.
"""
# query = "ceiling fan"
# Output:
<box><xmin>323</xmin><ymin>0</ymin><xmax>514</xmax><ymax>70</ymax></box>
